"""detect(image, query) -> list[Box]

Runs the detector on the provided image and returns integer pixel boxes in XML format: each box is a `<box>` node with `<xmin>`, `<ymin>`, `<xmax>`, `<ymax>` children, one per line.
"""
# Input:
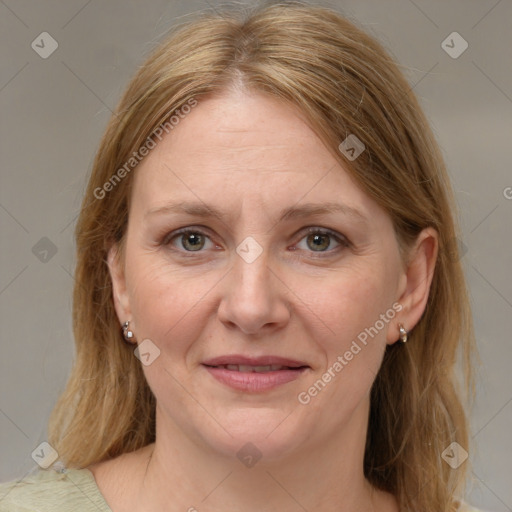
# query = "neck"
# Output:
<box><xmin>129</xmin><ymin>398</ymin><xmax>394</xmax><ymax>512</ymax></box>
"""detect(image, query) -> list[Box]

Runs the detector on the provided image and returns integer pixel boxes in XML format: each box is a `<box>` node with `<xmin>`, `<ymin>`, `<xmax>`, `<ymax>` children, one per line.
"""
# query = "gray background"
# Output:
<box><xmin>0</xmin><ymin>1</ymin><xmax>511</xmax><ymax>510</ymax></box>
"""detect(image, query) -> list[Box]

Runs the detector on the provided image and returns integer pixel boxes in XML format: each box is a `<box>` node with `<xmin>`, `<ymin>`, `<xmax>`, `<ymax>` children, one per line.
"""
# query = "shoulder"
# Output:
<box><xmin>0</xmin><ymin>467</ymin><xmax>111</xmax><ymax>512</ymax></box>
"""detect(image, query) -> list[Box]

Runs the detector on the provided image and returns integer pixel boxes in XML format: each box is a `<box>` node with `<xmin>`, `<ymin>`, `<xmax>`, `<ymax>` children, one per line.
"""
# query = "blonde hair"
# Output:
<box><xmin>48</xmin><ymin>2</ymin><xmax>477</xmax><ymax>510</ymax></box>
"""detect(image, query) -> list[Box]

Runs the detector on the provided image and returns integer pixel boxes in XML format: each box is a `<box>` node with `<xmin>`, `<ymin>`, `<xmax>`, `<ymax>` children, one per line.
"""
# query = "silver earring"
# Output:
<box><xmin>122</xmin><ymin>321</ymin><xmax>135</xmax><ymax>343</ymax></box>
<box><xmin>398</xmin><ymin>323</ymin><xmax>408</xmax><ymax>343</ymax></box>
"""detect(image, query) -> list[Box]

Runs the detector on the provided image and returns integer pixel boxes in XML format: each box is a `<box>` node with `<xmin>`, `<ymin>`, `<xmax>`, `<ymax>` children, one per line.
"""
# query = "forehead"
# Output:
<box><xmin>130</xmin><ymin>90</ymin><xmax>384</xmax><ymax>223</ymax></box>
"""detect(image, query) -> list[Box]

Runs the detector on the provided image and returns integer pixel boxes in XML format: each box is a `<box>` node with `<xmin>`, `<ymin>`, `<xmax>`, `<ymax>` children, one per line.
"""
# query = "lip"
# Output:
<box><xmin>202</xmin><ymin>354</ymin><xmax>310</xmax><ymax>392</ymax></box>
<box><xmin>202</xmin><ymin>355</ymin><xmax>308</xmax><ymax>367</ymax></box>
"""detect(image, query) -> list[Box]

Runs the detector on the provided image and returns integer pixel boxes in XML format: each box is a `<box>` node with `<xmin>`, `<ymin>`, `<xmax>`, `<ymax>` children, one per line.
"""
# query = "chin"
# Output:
<box><xmin>196</xmin><ymin>405</ymin><xmax>311</xmax><ymax>465</ymax></box>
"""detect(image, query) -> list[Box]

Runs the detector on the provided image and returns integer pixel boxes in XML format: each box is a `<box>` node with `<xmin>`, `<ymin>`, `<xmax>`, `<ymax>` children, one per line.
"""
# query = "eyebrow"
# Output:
<box><xmin>145</xmin><ymin>201</ymin><xmax>369</xmax><ymax>224</ymax></box>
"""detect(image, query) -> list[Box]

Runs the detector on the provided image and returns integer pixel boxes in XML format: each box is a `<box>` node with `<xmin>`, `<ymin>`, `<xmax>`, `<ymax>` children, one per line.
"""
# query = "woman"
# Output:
<box><xmin>0</xmin><ymin>1</ymin><xmax>483</xmax><ymax>511</ymax></box>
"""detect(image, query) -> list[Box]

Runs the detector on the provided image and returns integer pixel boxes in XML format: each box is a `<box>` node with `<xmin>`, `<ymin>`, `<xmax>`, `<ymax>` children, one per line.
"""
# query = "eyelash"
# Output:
<box><xmin>161</xmin><ymin>226</ymin><xmax>350</xmax><ymax>258</ymax></box>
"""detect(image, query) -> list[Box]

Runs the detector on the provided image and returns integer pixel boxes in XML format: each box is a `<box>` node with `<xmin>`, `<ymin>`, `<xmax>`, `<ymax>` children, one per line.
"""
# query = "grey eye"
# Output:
<box><xmin>306</xmin><ymin>233</ymin><xmax>332</xmax><ymax>251</ymax></box>
<box><xmin>180</xmin><ymin>232</ymin><xmax>206</xmax><ymax>251</ymax></box>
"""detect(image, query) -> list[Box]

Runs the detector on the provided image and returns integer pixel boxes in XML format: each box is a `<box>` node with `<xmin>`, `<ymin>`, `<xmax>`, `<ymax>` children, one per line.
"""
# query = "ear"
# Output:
<box><xmin>107</xmin><ymin>242</ymin><xmax>132</xmax><ymax>324</ymax></box>
<box><xmin>387</xmin><ymin>227</ymin><xmax>438</xmax><ymax>344</ymax></box>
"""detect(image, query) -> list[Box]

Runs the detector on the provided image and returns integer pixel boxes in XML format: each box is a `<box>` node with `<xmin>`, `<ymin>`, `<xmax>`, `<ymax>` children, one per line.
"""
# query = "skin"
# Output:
<box><xmin>89</xmin><ymin>88</ymin><xmax>438</xmax><ymax>512</ymax></box>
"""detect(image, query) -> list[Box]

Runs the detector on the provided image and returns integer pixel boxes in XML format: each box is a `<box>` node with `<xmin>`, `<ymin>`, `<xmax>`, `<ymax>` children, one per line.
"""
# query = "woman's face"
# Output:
<box><xmin>109</xmin><ymin>89</ymin><xmax>412</xmax><ymax>461</ymax></box>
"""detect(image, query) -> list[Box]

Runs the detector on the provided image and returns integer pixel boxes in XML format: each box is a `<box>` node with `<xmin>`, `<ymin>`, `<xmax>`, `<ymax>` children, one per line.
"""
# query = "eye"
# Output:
<box><xmin>163</xmin><ymin>228</ymin><xmax>215</xmax><ymax>252</ymax></box>
<box><xmin>294</xmin><ymin>227</ymin><xmax>349</xmax><ymax>256</ymax></box>
<box><xmin>162</xmin><ymin>226</ymin><xmax>350</xmax><ymax>256</ymax></box>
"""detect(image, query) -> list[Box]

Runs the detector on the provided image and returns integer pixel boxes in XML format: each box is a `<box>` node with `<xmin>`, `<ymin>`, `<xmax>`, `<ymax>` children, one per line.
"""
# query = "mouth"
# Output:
<box><xmin>202</xmin><ymin>355</ymin><xmax>310</xmax><ymax>392</ymax></box>
<box><xmin>206</xmin><ymin>364</ymin><xmax>306</xmax><ymax>373</ymax></box>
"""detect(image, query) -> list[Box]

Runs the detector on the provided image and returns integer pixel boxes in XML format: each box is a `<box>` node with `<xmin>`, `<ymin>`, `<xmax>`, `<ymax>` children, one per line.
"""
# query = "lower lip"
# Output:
<box><xmin>203</xmin><ymin>365</ymin><xmax>307</xmax><ymax>392</ymax></box>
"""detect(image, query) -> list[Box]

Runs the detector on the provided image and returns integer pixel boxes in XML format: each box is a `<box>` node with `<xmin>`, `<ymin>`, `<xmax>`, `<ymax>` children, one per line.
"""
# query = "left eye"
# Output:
<box><xmin>294</xmin><ymin>228</ymin><xmax>348</xmax><ymax>254</ymax></box>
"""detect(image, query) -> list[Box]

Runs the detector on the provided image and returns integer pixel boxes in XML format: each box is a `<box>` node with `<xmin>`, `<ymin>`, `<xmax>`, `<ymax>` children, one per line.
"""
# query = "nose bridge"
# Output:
<box><xmin>232</xmin><ymin>238</ymin><xmax>273</xmax><ymax>305</ymax></box>
<box><xmin>218</xmin><ymin>236</ymin><xmax>289</xmax><ymax>333</ymax></box>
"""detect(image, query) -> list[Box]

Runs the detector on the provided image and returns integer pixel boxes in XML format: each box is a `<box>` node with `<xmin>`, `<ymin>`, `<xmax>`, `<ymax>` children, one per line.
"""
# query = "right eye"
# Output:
<box><xmin>163</xmin><ymin>228</ymin><xmax>216</xmax><ymax>252</ymax></box>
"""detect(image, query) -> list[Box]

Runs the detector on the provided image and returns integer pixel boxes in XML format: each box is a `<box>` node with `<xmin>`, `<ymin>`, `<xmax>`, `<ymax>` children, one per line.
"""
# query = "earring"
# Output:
<box><xmin>398</xmin><ymin>323</ymin><xmax>408</xmax><ymax>343</ymax></box>
<box><xmin>122</xmin><ymin>321</ymin><xmax>135</xmax><ymax>343</ymax></box>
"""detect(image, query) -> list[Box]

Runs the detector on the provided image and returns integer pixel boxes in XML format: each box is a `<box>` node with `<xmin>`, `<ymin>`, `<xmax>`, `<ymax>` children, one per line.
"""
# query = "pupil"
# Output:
<box><xmin>184</xmin><ymin>233</ymin><xmax>204</xmax><ymax>251</ymax></box>
<box><xmin>308</xmin><ymin>233</ymin><xmax>329</xmax><ymax>251</ymax></box>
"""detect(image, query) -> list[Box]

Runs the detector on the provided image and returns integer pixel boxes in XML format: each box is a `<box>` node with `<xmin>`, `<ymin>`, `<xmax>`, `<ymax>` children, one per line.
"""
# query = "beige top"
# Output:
<box><xmin>0</xmin><ymin>467</ymin><xmax>488</xmax><ymax>511</ymax></box>
<box><xmin>0</xmin><ymin>468</ymin><xmax>111</xmax><ymax>511</ymax></box>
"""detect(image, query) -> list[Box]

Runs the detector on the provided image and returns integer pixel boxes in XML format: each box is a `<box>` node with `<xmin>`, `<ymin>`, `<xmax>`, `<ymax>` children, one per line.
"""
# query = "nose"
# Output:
<box><xmin>217</xmin><ymin>244</ymin><xmax>291</xmax><ymax>336</ymax></box>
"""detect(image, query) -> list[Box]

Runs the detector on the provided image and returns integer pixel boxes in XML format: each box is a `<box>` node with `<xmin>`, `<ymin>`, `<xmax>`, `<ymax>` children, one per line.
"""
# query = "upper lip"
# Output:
<box><xmin>202</xmin><ymin>355</ymin><xmax>309</xmax><ymax>368</ymax></box>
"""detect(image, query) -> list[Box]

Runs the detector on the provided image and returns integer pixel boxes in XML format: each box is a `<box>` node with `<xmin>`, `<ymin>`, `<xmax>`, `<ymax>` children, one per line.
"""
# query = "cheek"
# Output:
<box><xmin>296</xmin><ymin>264</ymin><xmax>395</xmax><ymax>392</ymax></box>
<box><xmin>294</xmin><ymin>272</ymin><xmax>394</xmax><ymax>426</ymax></box>
<box><xmin>296</xmin><ymin>264</ymin><xmax>393</xmax><ymax>351</ymax></box>
<box><xmin>125</xmin><ymin>252</ymin><xmax>217</xmax><ymax>353</ymax></box>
